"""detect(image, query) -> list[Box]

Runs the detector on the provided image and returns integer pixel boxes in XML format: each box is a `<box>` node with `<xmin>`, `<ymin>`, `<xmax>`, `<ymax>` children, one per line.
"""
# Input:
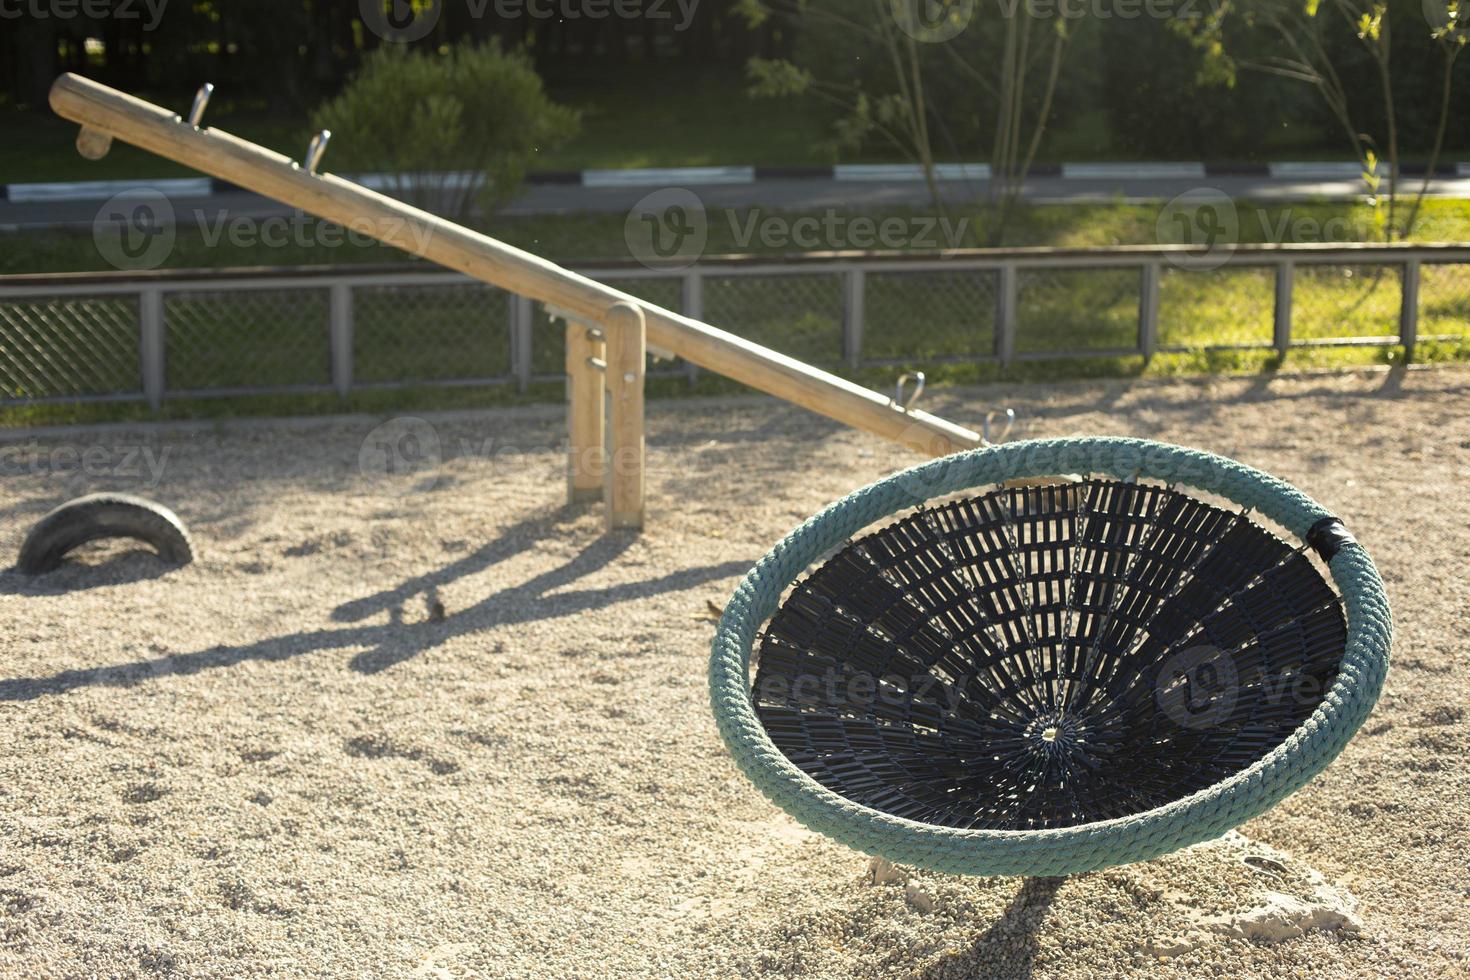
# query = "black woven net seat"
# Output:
<box><xmin>750</xmin><ymin>478</ymin><xmax>1347</xmax><ymax>833</ymax></box>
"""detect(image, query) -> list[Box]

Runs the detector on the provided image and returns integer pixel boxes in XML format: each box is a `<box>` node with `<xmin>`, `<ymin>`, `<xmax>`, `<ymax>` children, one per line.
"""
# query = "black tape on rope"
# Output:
<box><xmin>1306</xmin><ymin>516</ymin><xmax>1356</xmax><ymax>562</ymax></box>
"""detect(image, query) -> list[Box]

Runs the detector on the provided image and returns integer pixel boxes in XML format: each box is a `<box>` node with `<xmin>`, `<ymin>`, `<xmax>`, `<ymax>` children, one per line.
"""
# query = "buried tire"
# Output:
<box><xmin>17</xmin><ymin>493</ymin><xmax>194</xmax><ymax>575</ymax></box>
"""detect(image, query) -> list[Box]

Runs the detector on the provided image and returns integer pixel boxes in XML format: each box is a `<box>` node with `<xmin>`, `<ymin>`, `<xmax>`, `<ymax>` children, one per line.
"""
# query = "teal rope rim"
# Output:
<box><xmin>709</xmin><ymin>437</ymin><xmax>1392</xmax><ymax>877</ymax></box>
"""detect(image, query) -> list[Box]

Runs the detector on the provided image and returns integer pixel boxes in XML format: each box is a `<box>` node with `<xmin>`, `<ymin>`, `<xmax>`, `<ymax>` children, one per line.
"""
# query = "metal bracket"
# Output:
<box><xmin>982</xmin><ymin>408</ymin><xmax>1015</xmax><ymax>446</ymax></box>
<box><xmin>892</xmin><ymin>372</ymin><xmax>925</xmax><ymax>412</ymax></box>
<box><xmin>304</xmin><ymin>130</ymin><xmax>332</xmax><ymax>175</ymax></box>
<box><xmin>547</xmin><ymin>302</ymin><xmax>674</xmax><ymax>361</ymax></box>
<box><xmin>186</xmin><ymin>83</ymin><xmax>214</xmax><ymax>129</ymax></box>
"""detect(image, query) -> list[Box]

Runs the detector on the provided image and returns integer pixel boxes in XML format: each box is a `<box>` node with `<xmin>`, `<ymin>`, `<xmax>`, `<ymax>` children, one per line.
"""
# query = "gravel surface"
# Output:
<box><xmin>1</xmin><ymin>366</ymin><xmax>1467</xmax><ymax>979</ymax></box>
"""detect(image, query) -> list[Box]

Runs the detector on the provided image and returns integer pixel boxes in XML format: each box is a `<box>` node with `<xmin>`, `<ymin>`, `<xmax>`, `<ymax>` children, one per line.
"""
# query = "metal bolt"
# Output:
<box><xmin>623</xmin><ymin>372</ymin><xmax>636</xmax><ymax>383</ymax></box>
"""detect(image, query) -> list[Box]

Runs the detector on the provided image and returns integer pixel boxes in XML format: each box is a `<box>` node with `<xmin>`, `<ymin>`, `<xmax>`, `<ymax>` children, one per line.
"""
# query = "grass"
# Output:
<box><xmin>2</xmin><ymin>199</ymin><xmax>1468</xmax><ymax>427</ymax></box>
<box><xmin>11</xmin><ymin>198</ymin><xmax>1470</xmax><ymax>275</ymax></box>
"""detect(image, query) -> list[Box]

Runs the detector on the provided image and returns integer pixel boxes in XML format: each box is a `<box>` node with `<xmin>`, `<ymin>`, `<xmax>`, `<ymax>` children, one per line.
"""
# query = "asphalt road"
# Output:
<box><xmin>4</xmin><ymin>174</ymin><xmax>1469</xmax><ymax>232</ymax></box>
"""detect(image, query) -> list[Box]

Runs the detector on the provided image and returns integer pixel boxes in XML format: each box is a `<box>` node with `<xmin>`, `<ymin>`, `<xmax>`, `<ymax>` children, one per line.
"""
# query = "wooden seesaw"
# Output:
<box><xmin>49</xmin><ymin>74</ymin><xmax>982</xmax><ymax>531</ymax></box>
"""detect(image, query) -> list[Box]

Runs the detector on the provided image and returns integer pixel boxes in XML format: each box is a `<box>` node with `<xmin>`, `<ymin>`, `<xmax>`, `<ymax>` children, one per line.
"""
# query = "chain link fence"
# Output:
<box><xmin>1292</xmin><ymin>266</ymin><xmax>1401</xmax><ymax>343</ymax></box>
<box><xmin>355</xmin><ymin>282</ymin><xmax>510</xmax><ymax>385</ymax></box>
<box><xmin>2</xmin><ymin>246</ymin><xmax>1467</xmax><ymax>409</ymax></box>
<box><xmin>863</xmin><ymin>269</ymin><xmax>997</xmax><ymax>365</ymax></box>
<box><xmin>0</xmin><ymin>296</ymin><xmax>142</xmax><ymax>399</ymax></box>
<box><xmin>1016</xmin><ymin>267</ymin><xmax>1140</xmax><ymax>356</ymax></box>
<box><xmin>703</xmin><ymin>273</ymin><xmax>845</xmax><ymax>366</ymax></box>
<box><xmin>164</xmin><ymin>288</ymin><xmax>332</xmax><ymax>392</ymax></box>
<box><xmin>1159</xmin><ymin>266</ymin><xmax>1275</xmax><ymax>349</ymax></box>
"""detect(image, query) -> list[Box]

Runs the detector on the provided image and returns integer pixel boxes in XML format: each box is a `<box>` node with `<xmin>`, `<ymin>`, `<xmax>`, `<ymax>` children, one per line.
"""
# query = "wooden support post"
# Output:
<box><xmin>566</xmin><ymin>318</ymin><xmax>605</xmax><ymax>505</ymax></box>
<box><xmin>603</xmin><ymin>301</ymin><xmax>646</xmax><ymax>532</ymax></box>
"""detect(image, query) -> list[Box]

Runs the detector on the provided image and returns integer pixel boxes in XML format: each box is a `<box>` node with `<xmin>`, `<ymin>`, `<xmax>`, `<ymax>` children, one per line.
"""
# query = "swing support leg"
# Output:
<box><xmin>566</xmin><ymin>320</ymin><xmax>606</xmax><ymax>505</ymax></box>
<box><xmin>603</xmin><ymin>301</ymin><xmax>646</xmax><ymax>532</ymax></box>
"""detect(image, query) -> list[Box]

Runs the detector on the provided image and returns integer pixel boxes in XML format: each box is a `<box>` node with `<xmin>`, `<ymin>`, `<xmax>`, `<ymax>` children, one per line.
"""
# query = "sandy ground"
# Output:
<box><xmin>0</xmin><ymin>366</ymin><xmax>1467</xmax><ymax>979</ymax></box>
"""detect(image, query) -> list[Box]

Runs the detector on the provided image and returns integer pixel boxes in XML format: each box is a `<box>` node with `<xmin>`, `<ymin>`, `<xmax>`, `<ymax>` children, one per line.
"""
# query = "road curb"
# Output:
<box><xmin>9</xmin><ymin>161</ymin><xmax>1467</xmax><ymax>203</ymax></box>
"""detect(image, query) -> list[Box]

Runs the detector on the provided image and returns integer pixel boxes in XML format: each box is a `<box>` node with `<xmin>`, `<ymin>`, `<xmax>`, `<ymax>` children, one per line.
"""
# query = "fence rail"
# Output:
<box><xmin>3</xmin><ymin>242</ymin><xmax>1468</xmax><ymax>409</ymax></box>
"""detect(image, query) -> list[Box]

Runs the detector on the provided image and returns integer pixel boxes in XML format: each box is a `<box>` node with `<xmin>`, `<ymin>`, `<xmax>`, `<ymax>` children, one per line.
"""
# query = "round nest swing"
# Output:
<box><xmin>709</xmin><ymin>438</ymin><xmax>1391</xmax><ymax>877</ymax></box>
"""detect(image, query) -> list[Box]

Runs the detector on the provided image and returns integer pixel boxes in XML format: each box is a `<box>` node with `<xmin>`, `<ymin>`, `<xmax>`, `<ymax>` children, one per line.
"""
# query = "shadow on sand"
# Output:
<box><xmin>914</xmin><ymin>876</ymin><xmax>1068</xmax><ymax>980</ymax></box>
<box><xmin>0</xmin><ymin>506</ymin><xmax>750</xmax><ymax>702</ymax></box>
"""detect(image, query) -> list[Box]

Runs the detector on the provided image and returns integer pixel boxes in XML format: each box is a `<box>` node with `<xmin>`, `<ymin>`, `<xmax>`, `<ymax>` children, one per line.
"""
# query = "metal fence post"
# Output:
<box><xmin>1400</xmin><ymin>259</ymin><xmax>1420</xmax><ymax>363</ymax></box>
<box><xmin>681</xmin><ymin>272</ymin><xmax>702</xmax><ymax>386</ymax></box>
<box><xmin>139</xmin><ymin>287</ymin><xmax>165</xmax><ymax>411</ymax></box>
<box><xmin>509</xmin><ymin>293</ymin><xmax>533</xmax><ymax>393</ymax></box>
<box><xmin>1138</xmin><ymin>262</ymin><xmax>1161</xmax><ymax>363</ymax></box>
<box><xmin>843</xmin><ymin>268</ymin><xmax>865</xmax><ymax>371</ymax></box>
<box><xmin>1273</xmin><ymin>261</ymin><xmax>1294</xmax><ymax>358</ymax></box>
<box><xmin>329</xmin><ymin>282</ymin><xmax>353</xmax><ymax>397</ymax></box>
<box><xmin>996</xmin><ymin>264</ymin><xmax>1018</xmax><ymax>369</ymax></box>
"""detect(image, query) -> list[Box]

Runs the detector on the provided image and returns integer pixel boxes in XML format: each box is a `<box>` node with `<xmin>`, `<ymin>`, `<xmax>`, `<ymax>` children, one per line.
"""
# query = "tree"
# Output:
<box><xmin>311</xmin><ymin>41</ymin><xmax>580</xmax><ymax>225</ymax></box>
<box><xmin>738</xmin><ymin>0</ymin><xmax>1072</xmax><ymax>243</ymax></box>
<box><xmin>1177</xmin><ymin>0</ymin><xmax>1468</xmax><ymax>239</ymax></box>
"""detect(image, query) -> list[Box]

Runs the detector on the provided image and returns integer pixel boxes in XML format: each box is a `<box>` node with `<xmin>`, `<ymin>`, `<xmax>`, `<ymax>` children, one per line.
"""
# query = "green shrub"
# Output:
<box><xmin>312</xmin><ymin>41</ymin><xmax>579</xmax><ymax>224</ymax></box>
